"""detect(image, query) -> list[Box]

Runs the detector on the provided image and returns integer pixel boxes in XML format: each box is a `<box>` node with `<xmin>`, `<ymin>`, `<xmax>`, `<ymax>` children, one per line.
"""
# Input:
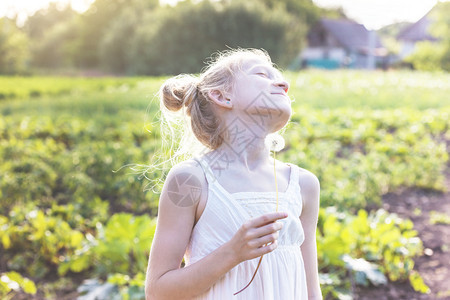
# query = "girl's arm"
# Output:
<box><xmin>145</xmin><ymin>161</ymin><xmax>234</xmax><ymax>299</ymax></box>
<box><xmin>145</xmin><ymin>160</ymin><xmax>287</xmax><ymax>300</ymax></box>
<box><xmin>299</xmin><ymin>170</ymin><xmax>322</xmax><ymax>300</ymax></box>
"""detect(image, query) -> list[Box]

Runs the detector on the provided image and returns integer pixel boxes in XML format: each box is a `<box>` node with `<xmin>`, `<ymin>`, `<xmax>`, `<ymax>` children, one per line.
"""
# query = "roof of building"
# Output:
<box><xmin>320</xmin><ymin>18</ymin><xmax>384</xmax><ymax>51</ymax></box>
<box><xmin>397</xmin><ymin>15</ymin><xmax>437</xmax><ymax>42</ymax></box>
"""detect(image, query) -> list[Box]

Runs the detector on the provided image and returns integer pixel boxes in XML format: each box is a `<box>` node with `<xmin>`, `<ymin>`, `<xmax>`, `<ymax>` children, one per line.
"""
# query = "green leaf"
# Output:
<box><xmin>129</xmin><ymin>272</ymin><xmax>145</xmax><ymax>287</ymax></box>
<box><xmin>1</xmin><ymin>234</ymin><xmax>11</xmax><ymax>249</ymax></box>
<box><xmin>22</xmin><ymin>278</ymin><xmax>37</xmax><ymax>294</ymax></box>
<box><xmin>0</xmin><ymin>279</ymin><xmax>12</xmax><ymax>294</ymax></box>
<box><xmin>108</xmin><ymin>273</ymin><xmax>130</xmax><ymax>286</ymax></box>
<box><xmin>429</xmin><ymin>211</ymin><xmax>450</xmax><ymax>225</ymax></box>
<box><xmin>409</xmin><ymin>271</ymin><xmax>430</xmax><ymax>294</ymax></box>
<box><xmin>69</xmin><ymin>254</ymin><xmax>90</xmax><ymax>273</ymax></box>
<box><xmin>0</xmin><ymin>272</ymin><xmax>36</xmax><ymax>295</ymax></box>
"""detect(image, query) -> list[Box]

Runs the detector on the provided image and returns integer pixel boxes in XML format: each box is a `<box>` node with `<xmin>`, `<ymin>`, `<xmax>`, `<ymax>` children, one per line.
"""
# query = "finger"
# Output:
<box><xmin>252</xmin><ymin>231</ymin><xmax>279</xmax><ymax>248</ymax></box>
<box><xmin>250</xmin><ymin>212</ymin><xmax>288</xmax><ymax>228</ymax></box>
<box><xmin>251</xmin><ymin>221</ymin><xmax>283</xmax><ymax>239</ymax></box>
<box><xmin>254</xmin><ymin>240</ymin><xmax>278</xmax><ymax>256</ymax></box>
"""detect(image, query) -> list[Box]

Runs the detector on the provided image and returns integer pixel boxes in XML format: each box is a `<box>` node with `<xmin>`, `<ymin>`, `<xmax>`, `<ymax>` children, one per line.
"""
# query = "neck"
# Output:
<box><xmin>205</xmin><ymin>116</ymin><xmax>273</xmax><ymax>172</ymax></box>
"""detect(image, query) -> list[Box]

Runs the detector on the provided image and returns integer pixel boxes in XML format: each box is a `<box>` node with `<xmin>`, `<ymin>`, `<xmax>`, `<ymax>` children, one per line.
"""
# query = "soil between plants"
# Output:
<box><xmin>355</xmin><ymin>177</ymin><xmax>450</xmax><ymax>300</ymax></box>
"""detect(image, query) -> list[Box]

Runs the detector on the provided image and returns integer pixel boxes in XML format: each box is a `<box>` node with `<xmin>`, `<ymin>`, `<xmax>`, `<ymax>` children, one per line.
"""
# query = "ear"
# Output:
<box><xmin>208</xmin><ymin>90</ymin><xmax>232</xmax><ymax>109</ymax></box>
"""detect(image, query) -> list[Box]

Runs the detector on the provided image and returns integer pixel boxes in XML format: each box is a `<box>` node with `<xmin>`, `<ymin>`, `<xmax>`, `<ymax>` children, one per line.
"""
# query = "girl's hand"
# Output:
<box><xmin>225</xmin><ymin>212</ymin><xmax>287</xmax><ymax>264</ymax></box>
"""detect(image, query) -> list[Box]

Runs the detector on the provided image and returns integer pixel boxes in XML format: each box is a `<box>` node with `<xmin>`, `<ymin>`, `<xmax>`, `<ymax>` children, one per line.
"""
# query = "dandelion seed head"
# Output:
<box><xmin>265</xmin><ymin>133</ymin><xmax>285</xmax><ymax>152</ymax></box>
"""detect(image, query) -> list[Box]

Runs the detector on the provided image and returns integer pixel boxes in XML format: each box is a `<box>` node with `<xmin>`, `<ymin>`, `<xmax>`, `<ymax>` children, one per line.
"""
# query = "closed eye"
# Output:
<box><xmin>256</xmin><ymin>72</ymin><xmax>269</xmax><ymax>78</ymax></box>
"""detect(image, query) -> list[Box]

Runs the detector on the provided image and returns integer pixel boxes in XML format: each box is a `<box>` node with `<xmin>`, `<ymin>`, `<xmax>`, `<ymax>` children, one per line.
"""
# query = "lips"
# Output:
<box><xmin>271</xmin><ymin>92</ymin><xmax>288</xmax><ymax>96</ymax></box>
<box><xmin>271</xmin><ymin>89</ymin><xmax>288</xmax><ymax>96</ymax></box>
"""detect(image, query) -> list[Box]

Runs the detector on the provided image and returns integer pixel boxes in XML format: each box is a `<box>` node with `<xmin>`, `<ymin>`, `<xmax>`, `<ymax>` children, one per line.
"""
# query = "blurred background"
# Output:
<box><xmin>1</xmin><ymin>0</ymin><xmax>449</xmax><ymax>75</ymax></box>
<box><xmin>0</xmin><ymin>0</ymin><xmax>449</xmax><ymax>299</ymax></box>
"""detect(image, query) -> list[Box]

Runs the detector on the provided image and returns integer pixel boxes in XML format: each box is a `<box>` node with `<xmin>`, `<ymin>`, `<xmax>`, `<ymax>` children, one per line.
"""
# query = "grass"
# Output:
<box><xmin>2</xmin><ymin>70</ymin><xmax>450</xmax><ymax>115</ymax></box>
<box><xmin>285</xmin><ymin>70</ymin><xmax>450</xmax><ymax>109</ymax></box>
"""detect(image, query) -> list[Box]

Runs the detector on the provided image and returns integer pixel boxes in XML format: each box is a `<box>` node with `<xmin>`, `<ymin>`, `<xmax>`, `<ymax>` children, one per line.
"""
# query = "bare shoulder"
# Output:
<box><xmin>295</xmin><ymin>165</ymin><xmax>320</xmax><ymax>194</ymax></box>
<box><xmin>163</xmin><ymin>159</ymin><xmax>208</xmax><ymax>189</ymax></box>
<box><xmin>160</xmin><ymin>158</ymin><xmax>207</xmax><ymax>208</ymax></box>
<box><xmin>165</xmin><ymin>158</ymin><xmax>206</xmax><ymax>182</ymax></box>
<box><xmin>166</xmin><ymin>157</ymin><xmax>202</xmax><ymax>174</ymax></box>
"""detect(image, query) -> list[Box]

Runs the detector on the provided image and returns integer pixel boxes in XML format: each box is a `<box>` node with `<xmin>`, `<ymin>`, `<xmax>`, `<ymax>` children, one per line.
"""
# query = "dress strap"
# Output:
<box><xmin>193</xmin><ymin>156</ymin><xmax>300</xmax><ymax>193</ymax></box>
<box><xmin>287</xmin><ymin>163</ymin><xmax>301</xmax><ymax>193</ymax></box>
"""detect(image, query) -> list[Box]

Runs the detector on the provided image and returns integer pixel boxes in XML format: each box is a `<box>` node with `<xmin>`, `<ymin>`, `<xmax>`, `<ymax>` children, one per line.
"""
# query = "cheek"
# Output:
<box><xmin>232</xmin><ymin>85</ymin><xmax>256</xmax><ymax>104</ymax></box>
<box><xmin>231</xmin><ymin>77</ymin><xmax>268</xmax><ymax>107</ymax></box>
<box><xmin>242</xmin><ymin>89</ymin><xmax>263</xmax><ymax>107</ymax></box>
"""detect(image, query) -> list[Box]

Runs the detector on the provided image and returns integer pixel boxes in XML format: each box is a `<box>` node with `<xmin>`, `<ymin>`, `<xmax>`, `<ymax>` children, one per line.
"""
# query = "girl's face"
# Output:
<box><xmin>229</xmin><ymin>57</ymin><xmax>292</xmax><ymax>131</ymax></box>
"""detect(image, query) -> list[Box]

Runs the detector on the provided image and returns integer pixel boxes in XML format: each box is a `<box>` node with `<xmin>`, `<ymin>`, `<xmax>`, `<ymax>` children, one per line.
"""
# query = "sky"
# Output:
<box><xmin>313</xmin><ymin>0</ymin><xmax>440</xmax><ymax>30</ymax></box>
<box><xmin>0</xmin><ymin>0</ymin><xmax>94</xmax><ymax>25</ymax></box>
<box><xmin>0</xmin><ymin>0</ymin><xmax>444</xmax><ymax>30</ymax></box>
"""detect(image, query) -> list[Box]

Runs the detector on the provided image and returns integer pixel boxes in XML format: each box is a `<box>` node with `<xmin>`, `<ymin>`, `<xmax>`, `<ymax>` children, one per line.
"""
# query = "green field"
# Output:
<box><xmin>0</xmin><ymin>71</ymin><xmax>449</xmax><ymax>299</ymax></box>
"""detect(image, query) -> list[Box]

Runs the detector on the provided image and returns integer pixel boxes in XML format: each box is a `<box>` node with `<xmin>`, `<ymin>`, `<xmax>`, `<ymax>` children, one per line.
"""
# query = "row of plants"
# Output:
<box><xmin>317</xmin><ymin>208</ymin><xmax>429</xmax><ymax>298</ymax></box>
<box><xmin>2</xmin><ymin>70</ymin><xmax>450</xmax><ymax>108</ymax></box>
<box><xmin>0</xmin><ymin>203</ymin><xmax>428</xmax><ymax>299</ymax></box>
<box><xmin>284</xmin><ymin>107</ymin><xmax>450</xmax><ymax>210</ymax></box>
<box><xmin>1</xmin><ymin>107</ymin><xmax>447</xmax><ymax>298</ymax></box>
<box><xmin>0</xmin><ymin>77</ymin><xmax>145</xmax><ymax>100</ymax></box>
<box><xmin>0</xmin><ymin>74</ymin><xmax>449</xmax><ymax>298</ymax></box>
<box><xmin>2</xmin><ymin>107</ymin><xmax>447</xmax><ymax>215</ymax></box>
<box><xmin>286</xmin><ymin>70</ymin><xmax>450</xmax><ymax>109</ymax></box>
<box><xmin>0</xmin><ymin>204</ymin><xmax>155</xmax><ymax>299</ymax></box>
<box><xmin>0</xmin><ymin>115</ymin><xmax>164</xmax><ymax>216</ymax></box>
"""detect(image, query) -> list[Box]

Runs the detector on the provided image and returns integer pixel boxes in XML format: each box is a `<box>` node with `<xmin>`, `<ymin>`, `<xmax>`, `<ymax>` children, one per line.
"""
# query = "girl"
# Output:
<box><xmin>145</xmin><ymin>49</ymin><xmax>322</xmax><ymax>300</ymax></box>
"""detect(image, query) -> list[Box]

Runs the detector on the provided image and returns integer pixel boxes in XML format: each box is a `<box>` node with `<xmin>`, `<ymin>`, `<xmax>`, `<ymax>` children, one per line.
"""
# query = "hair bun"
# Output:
<box><xmin>160</xmin><ymin>75</ymin><xmax>198</xmax><ymax>112</ymax></box>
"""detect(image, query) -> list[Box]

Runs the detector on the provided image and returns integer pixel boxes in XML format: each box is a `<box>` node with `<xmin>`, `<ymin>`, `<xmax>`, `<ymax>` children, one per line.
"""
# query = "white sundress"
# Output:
<box><xmin>183</xmin><ymin>156</ymin><xmax>308</xmax><ymax>300</ymax></box>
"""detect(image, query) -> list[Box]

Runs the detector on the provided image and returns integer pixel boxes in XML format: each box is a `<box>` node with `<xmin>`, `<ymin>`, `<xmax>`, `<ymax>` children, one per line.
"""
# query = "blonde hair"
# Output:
<box><xmin>162</xmin><ymin>48</ymin><xmax>271</xmax><ymax>153</ymax></box>
<box><xmin>140</xmin><ymin>48</ymin><xmax>274</xmax><ymax>190</ymax></box>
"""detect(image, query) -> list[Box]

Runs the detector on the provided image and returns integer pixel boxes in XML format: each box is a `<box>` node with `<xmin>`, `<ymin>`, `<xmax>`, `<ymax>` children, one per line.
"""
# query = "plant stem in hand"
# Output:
<box><xmin>233</xmin><ymin>152</ymin><xmax>278</xmax><ymax>295</ymax></box>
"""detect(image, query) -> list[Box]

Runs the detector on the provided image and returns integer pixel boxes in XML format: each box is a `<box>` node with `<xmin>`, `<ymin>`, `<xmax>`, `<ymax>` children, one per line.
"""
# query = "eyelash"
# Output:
<box><xmin>257</xmin><ymin>72</ymin><xmax>269</xmax><ymax>78</ymax></box>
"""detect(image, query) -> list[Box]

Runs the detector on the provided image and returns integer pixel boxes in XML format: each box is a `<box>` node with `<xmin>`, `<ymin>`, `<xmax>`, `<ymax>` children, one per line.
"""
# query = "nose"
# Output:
<box><xmin>274</xmin><ymin>79</ymin><xmax>289</xmax><ymax>93</ymax></box>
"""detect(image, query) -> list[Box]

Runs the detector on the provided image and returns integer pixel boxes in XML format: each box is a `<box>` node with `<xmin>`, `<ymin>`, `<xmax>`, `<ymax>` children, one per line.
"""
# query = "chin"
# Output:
<box><xmin>280</xmin><ymin>104</ymin><xmax>292</xmax><ymax>120</ymax></box>
<box><xmin>272</xmin><ymin>109</ymin><xmax>291</xmax><ymax>132</ymax></box>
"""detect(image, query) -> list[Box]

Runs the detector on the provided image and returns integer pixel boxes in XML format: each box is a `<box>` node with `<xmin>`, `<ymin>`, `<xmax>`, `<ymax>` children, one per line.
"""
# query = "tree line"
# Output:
<box><xmin>0</xmin><ymin>0</ymin><xmax>341</xmax><ymax>75</ymax></box>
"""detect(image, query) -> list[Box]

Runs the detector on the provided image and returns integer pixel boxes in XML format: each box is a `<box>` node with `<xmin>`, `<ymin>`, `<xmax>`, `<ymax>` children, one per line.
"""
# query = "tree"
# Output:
<box><xmin>429</xmin><ymin>1</ymin><xmax>450</xmax><ymax>71</ymax></box>
<box><xmin>99</xmin><ymin>5</ymin><xmax>152</xmax><ymax>74</ymax></box>
<box><xmin>257</xmin><ymin>0</ymin><xmax>321</xmax><ymax>25</ymax></box>
<box><xmin>31</xmin><ymin>19</ymin><xmax>80</xmax><ymax>69</ymax></box>
<box><xmin>128</xmin><ymin>0</ymin><xmax>306</xmax><ymax>75</ymax></box>
<box><xmin>0</xmin><ymin>18</ymin><xmax>30</xmax><ymax>74</ymax></box>
<box><xmin>24</xmin><ymin>3</ymin><xmax>79</xmax><ymax>69</ymax></box>
<box><xmin>406</xmin><ymin>1</ymin><xmax>450</xmax><ymax>71</ymax></box>
<box><xmin>406</xmin><ymin>41</ymin><xmax>446</xmax><ymax>71</ymax></box>
<box><xmin>24</xmin><ymin>2</ymin><xmax>76</xmax><ymax>39</ymax></box>
<box><xmin>75</xmin><ymin>0</ymin><xmax>158</xmax><ymax>68</ymax></box>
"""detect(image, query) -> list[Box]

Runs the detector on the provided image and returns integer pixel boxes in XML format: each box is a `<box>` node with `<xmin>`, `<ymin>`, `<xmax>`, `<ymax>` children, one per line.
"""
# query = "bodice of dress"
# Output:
<box><xmin>183</xmin><ymin>155</ymin><xmax>308</xmax><ymax>300</ymax></box>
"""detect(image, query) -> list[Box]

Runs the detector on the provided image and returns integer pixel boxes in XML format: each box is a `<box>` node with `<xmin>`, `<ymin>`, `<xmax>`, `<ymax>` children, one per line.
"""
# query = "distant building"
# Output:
<box><xmin>397</xmin><ymin>15</ymin><xmax>438</xmax><ymax>59</ymax></box>
<box><xmin>300</xmin><ymin>18</ymin><xmax>388</xmax><ymax>69</ymax></box>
